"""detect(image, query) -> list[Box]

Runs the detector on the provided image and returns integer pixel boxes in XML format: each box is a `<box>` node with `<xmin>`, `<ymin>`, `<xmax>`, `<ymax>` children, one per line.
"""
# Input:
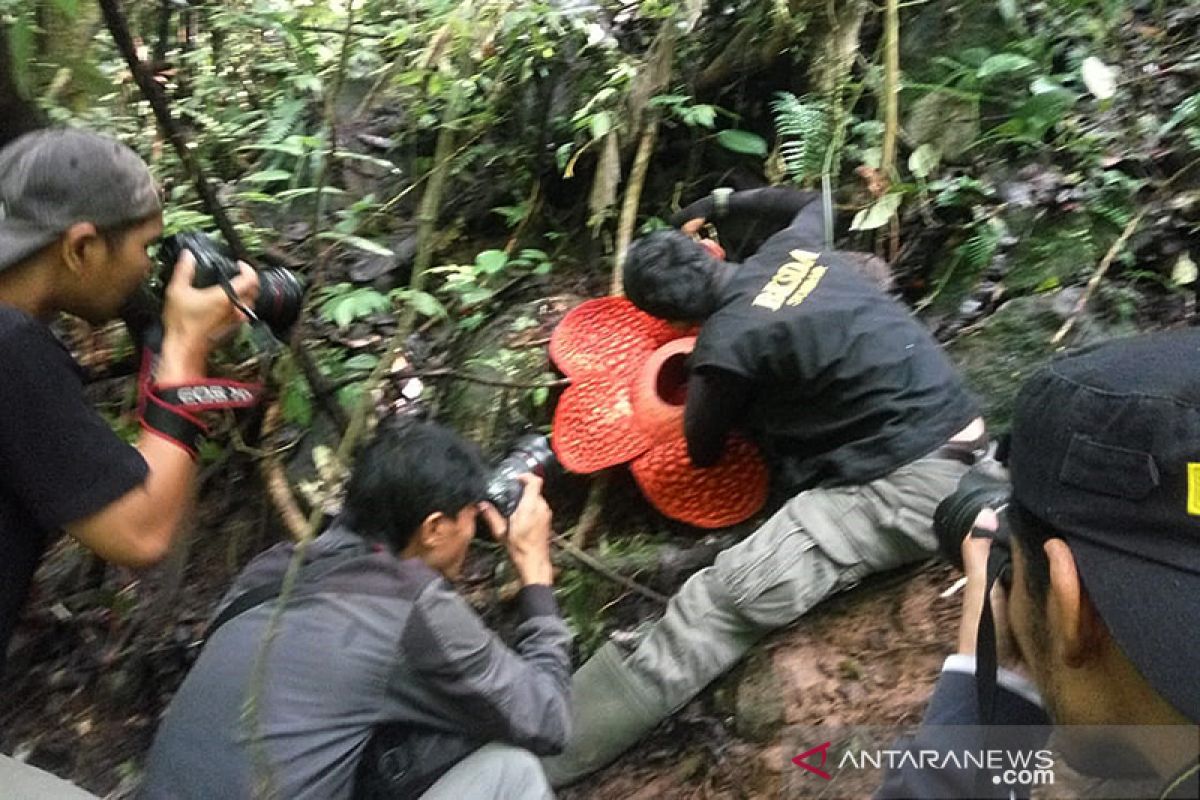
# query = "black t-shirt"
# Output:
<box><xmin>0</xmin><ymin>305</ymin><xmax>148</xmax><ymax>676</ymax></box>
<box><xmin>689</xmin><ymin>227</ymin><xmax>978</xmax><ymax>492</ymax></box>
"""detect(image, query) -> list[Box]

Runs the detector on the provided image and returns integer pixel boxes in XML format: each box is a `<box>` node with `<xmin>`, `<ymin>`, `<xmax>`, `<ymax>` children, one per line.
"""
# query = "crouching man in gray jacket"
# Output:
<box><xmin>139</xmin><ymin>421</ymin><xmax>569</xmax><ymax>800</ymax></box>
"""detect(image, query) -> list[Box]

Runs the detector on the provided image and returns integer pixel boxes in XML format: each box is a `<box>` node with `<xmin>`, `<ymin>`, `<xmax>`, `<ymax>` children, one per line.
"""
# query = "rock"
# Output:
<box><xmin>907</xmin><ymin>91</ymin><xmax>981</xmax><ymax>162</ymax></box>
<box><xmin>730</xmin><ymin>649</ymin><xmax>787</xmax><ymax>743</ymax></box>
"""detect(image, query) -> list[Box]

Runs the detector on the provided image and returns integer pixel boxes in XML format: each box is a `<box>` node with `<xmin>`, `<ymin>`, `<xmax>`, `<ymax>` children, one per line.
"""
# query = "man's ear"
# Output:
<box><xmin>415</xmin><ymin>510</ymin><xmax>453</xmax><ymax>550</ymax></box>
<box><xmin>58</xmin><ymin>221</ymin><xmax>102</xmax><ymax>276</ymax></box>
<box><xmin>1045</xmin><ymin>538</ymin><xmax>1107</xmax><ymax>667</ymax></box>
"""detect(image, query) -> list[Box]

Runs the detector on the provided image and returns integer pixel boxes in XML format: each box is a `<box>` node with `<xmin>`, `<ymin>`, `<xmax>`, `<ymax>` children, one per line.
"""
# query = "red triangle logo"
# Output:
<box><xmin>791</xmin><ymin>741</ymin><xmax>833</xmax><ymax>780</ymax></box>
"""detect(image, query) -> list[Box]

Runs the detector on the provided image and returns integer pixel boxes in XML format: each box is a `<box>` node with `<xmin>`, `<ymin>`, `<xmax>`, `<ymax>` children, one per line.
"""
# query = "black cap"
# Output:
<box><xmin>1009</xmin><ymin>329</ymin><xmax>1200</xmax><ymax>722</ymax></box>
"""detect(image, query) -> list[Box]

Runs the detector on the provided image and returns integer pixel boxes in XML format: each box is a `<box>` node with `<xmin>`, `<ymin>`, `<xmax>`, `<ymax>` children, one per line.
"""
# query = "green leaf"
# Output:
<box><xmin>687</xmin><ymin>104</ymin><xmax>717</xmax><ymax>128</ymax></box>
<box><xmin>281</xmin><ymin>380</ymin><xmax>313</xmax><ymax>427</ymax></box>
<box><xmin>275</xmin><ymin>186</ymin><xmax>348</xmax><ymax>201</ymax></box>
<box><xmin>475</xmin><ymin>249</ymin><xmax>509</xmax><ymax>275</ymax></box>
<box><xmin>977</xmin><ymin>54</ymin><xmax>1035</xmax><ymax>80</ymax></box>
<box><xmin>233</xmin><ymin>192</ymin><xmax>281</xmax><ymax>204</ymax></box>
<box><xmin>238</xmin><ymin>142</ymin><xmax>307</xmax><ymax>157</ymax></box>
<box><xmin>397</xmin><ymin>289</ymin><xmax>448</xmax><ymax>319</ymax></box>
<box><xmin>343</xmin><ymin>353</ymin><xmax>381</xmax><ymax>372</ymax></box>
<box><xmin>908</xmin><ymin>144</ymin><xmax>942</xmax><ymax>179</ymax></box>
<box><xmin>1160</xmin><ymin>93</ymin><xmax>1200</xmax><ymax>136</ymax></box>
<box><xmin>337</xmin><ymin>382</ymin><xmax>365</xmax><ymax>410</ymax></box>
<box><xmin>321</xmin><ymin>287</ymin><xmax>392</xmax><ymax>327</ymax></box>
<box><xmin>715</xmin><ymin>129</ymin><xmax>768</xmax><ymax>157</ymax></box>
<box><xmin>590</xmin><ymin>111</ymin><xmax>612</xmax><ymax>140</ymax></box>
<box><xmin>649</xmin><ymin>94</ymin><xmax>689</xmax><ymax>107</ymax></box>
<box><xmin>243</xmin><ymin>169</ymin><xmax>294</xmax><ymax>184</ymax></box>
<box><xmin>531</xmin><ymin>387</ymin><xmax>550</xmax><ymax>407</ymax></box>
<box><xmin>850</xmin><ymin>192</ymin><xmax>905</xmax><ymax>231</ymax></box>
<box><xmin>316</xmin><ymin>232</ymin><xmax>394</xmax><ymax>256</ymax></box>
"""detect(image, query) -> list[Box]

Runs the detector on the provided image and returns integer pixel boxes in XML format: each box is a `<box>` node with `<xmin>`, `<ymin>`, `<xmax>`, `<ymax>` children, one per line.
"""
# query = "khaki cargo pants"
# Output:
<box><xmin>545</xmin><ymin>453</ymin><xmax>970</xmax><ymax>785</ymax></box>
<box><xmin>588</xmin><ymin>453</ymin><xmax>969</xmax><ymax>746</ymax></box>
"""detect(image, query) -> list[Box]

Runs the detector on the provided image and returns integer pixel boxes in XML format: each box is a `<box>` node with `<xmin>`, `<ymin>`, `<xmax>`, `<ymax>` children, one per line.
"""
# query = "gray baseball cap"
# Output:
<box><xmin>0</xmin><ymin>127</ymin><xmax>161</xmax><ymax>273</ymax></box>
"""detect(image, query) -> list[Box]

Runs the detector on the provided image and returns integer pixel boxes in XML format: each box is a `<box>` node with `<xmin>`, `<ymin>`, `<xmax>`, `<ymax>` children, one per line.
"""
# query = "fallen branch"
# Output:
<box><xmin>553</xmin><ymin>534</ymin><xmax>669</xmax><ymax>605</ymax></box>
<box><xmin>395</xmin><ymin>368</ymin><xmax>569</xmax><ymax>391</ymax></box>
<box><xmin>259</xmin><ymin>402</ymin><xmax>310</xmax><ymax>541</ymax></box>
<box><xmin>1051</xmin><ymin>209</ymin><xmax>1147</xmax><ymax>346</ymax></box>
<box><xmin>571</xmin><ymin>475</ymin><xmax>609</xmax><ymax>549</ymax></box>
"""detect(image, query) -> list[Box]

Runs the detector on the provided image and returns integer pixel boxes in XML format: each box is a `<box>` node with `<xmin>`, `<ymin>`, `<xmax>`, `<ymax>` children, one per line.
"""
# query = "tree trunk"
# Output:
<box><xmin>0</xmin><ymin>23</ymin><xmax>45</xmax><ymax>148</ymax></box>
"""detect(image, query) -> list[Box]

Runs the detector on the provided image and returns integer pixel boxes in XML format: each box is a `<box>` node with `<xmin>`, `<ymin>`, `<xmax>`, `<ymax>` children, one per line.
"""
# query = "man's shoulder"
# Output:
<box><xmin>0</xmin><ymin>305</ymin><xmax>45</xmax><ymax>343</ymax></box>
<box><xmin>0</xmin><ymin>305</ymin><xmax>72</xmax><ymax>363</ymax></box>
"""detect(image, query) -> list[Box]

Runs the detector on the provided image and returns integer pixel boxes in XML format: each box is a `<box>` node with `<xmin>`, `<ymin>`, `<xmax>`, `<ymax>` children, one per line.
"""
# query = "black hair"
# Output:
<box><xmin>341</xmin><ymin>420</ymin><xmax>488</xmax><ymax>552</ymax></box>
<box><xmin>1006</xmin><ymin>497</ymin><xmax>1053</xmax><ymax>611</ymax></box>
<box><xmin>623</xmin><ymin>229</ymin><xmax>721</xmax><ymax>321</ymax></box>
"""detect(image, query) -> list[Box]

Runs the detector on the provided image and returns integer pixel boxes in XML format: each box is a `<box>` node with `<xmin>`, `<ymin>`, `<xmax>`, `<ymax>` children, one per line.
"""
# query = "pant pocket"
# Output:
<box><xmin>714</xmin><ymin>510</ymin><xmax>846</xmax><ymax>629</ymax></box>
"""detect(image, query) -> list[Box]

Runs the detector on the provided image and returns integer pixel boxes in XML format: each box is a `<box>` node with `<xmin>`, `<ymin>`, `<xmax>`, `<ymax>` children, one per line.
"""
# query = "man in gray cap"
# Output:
<box><xmin>0</xmin><ymin>128</ymin><xmax>257</xmax><ymax>796</ymax></box>
<box><xmin>877</xmin><ymin>329</ymin><xmax>1200</xmax><ymax>799</ymax></box>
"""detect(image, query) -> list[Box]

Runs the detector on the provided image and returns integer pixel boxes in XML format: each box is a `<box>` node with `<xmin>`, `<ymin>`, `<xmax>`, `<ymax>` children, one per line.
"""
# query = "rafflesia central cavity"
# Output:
<box><xmin>549</xmin><ymin>296</ymin><xmax>768</xmax><ymax>529</ymax></box>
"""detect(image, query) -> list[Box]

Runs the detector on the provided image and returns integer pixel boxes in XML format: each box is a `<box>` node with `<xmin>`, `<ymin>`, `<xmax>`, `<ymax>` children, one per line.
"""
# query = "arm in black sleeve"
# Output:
<box><xmin>669</xmin><ymin>188</ymin><xmax>820</xmax><ymax>230</ymax></box>
<box><xmin>684</xmin><ymin>368</ymin><xmax>752</xmax><ymax>468</ymax></box>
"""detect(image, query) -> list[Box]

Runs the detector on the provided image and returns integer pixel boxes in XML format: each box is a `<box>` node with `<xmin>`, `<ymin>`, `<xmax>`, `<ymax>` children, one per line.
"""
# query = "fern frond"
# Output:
<box><xmin>771</xmin><ymin>92</ymin><xmax>832</xmax><ymax>186</ymax></box>
<box><xmin>958</xmin><ymin>223</ymin><xmax>1000</xmax><ymax>274</ymax></box>
<box><xmin>262</xmin><ymin>96</ymin><xmax>307</xmax><ymax>146</ymax></box>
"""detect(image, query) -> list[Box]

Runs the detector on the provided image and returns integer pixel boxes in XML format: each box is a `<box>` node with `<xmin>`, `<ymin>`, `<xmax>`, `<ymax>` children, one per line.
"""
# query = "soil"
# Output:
<box><xmin>559</xmin><ymin>562</ymin><xmax>962</xmax><ymax>800</ymax></box>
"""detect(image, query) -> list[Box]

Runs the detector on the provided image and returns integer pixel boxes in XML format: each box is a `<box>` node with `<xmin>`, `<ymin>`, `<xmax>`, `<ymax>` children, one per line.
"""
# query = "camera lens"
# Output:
<box><xmin>932</xmin><ymin>468</ymin><xmax>1011</xmax><ymax>570</ymax></box>
<box><xmin>484</xmin><ymin>435</ymin><xmax>557</xmax><ymax>517</ymax></box>
<box><xmin>255</xmin><ymin>268</ymin><xmax>305</xmax><ymax>338</ymax></box>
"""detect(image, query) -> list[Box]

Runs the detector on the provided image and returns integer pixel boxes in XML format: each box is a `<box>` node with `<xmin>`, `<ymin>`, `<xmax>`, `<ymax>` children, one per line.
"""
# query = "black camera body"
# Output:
<box><xmin>932</xmin><ymin>460</ymin><xmax>1012</xmax><ymax>570</ymax></box>
<box><xmin>157</xmin><ymin>231</ymin><xmax>305</xmax><ymax>339</ymax></box>
<box><xmin>484</xmin><ymin>434</ymin><xmax>556</xmax><ymax>517</ymax></box>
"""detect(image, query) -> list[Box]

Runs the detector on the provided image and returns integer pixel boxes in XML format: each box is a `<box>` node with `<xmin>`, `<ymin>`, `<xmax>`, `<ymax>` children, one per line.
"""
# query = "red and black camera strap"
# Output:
<box><xmin>135</xmin><ymin>325</ymin><xmax>262</xmax><ymax>458</ymax></box>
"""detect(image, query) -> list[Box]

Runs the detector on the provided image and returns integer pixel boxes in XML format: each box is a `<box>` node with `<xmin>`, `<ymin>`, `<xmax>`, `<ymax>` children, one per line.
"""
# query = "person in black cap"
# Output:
<box><xmin>877</xmin><ymin>329</ymin><xmax>1200</xmax><ymax>799</ymax></box>
<box><xmin>0</xmin><ymin>128</ymin><xmax>257</xmax><ymax>796</ymax></box>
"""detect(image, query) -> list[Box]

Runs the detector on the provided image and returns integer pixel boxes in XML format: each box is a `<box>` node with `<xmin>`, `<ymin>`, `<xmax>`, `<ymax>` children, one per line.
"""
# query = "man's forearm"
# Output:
<box><xmin>684</xmin><ymin>370</ymin><xmax>750</xmax><ymax>467</ymax></box>
<box><xmin>64</xmin><ymin>340</ymin><xmax>208</xmax><ymax>567</ymax></box>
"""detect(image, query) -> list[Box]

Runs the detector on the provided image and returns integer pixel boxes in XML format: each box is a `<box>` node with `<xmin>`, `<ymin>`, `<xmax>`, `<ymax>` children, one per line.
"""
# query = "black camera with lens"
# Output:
<box><xmin>484</xmin><ymin>434</ymin><xmax>557</xmax><ymax>518</ymax></box>
<box><xmin>156</xmin><ymin>231</ymin><xmax>305</xmax><ymax>339</ymax></box>
<box><xmin>932</xmin><ymin>460</ymin><xmax>1012</xmax><ymax>571</ymax></box>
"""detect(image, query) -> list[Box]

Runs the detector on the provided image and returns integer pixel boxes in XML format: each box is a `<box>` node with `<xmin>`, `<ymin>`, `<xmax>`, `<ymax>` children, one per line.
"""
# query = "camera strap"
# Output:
<box><xmin>975</xmin><ymin>545</ymin><xmax>1011</xmax><ymax>725</ymax></box>
<box><xmin>213</xmin><ymin>265</ymin><xmax>286</xmax><ymax>356</ymax></box>
<box><xmin>135</xmin><ymin>324</ymin><xmax>263</xmax><ymax>458</ymax></box>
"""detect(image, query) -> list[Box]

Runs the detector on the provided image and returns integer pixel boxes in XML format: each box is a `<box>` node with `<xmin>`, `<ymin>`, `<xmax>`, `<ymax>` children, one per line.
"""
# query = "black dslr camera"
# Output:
<box><xmin>932</xmin><ymin>460</ymin><xmax>1012</xmax><ymax>571</ymax></box>
<box><xmin>157</xmin><ymin>231</ymin><xmax>305</xmax><ymax>339</ymax></box>
<box><xmin>484</xmin><ymin>434</ymin><xmax>557</xmax><ymax>517</ymax></box>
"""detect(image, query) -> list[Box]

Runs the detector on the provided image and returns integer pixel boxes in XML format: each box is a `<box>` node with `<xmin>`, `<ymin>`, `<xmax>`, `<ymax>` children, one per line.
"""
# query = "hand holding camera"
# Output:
<box><xmin>156</xmin><ymin>250</ymin><xmax>259</xmax><ymax>382</ymax></box>
<box><xmin>480</xmin><ymin>474</ymin><xmax>555</xmax><ymax>587</ymax></box>
<box><xmin>934</xmin><ymin>463</ymin><xmax>1027</xmax><ymax>671</ymax></box>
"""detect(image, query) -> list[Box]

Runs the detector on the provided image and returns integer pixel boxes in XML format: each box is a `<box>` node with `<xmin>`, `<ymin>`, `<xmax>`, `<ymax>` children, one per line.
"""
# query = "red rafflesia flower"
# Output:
<box><xmin>550</xmin><ymin>296</ymin><xmax>768</xmax><ymax>529</ymax></box>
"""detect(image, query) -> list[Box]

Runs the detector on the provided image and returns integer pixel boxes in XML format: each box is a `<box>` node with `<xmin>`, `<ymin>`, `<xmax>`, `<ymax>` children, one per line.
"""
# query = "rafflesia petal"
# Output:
<box><xmin>630</xmin><ymin>435</ymin><xmax>769</xmax><ymax>529</ymax></box>
<box><xmin>630</xmin><ymin>337</ymin><xmax>695</xmax><ymax>445</ymax></box>
<box><xmin>550</xmin><ymin>296</ymin><xmax>683</xmax><ymax>380</ymax></box>
<box><xmin>552</xmin><ymin>376</ymin><xmax>652</xmax><ymax>473</ymax></box>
